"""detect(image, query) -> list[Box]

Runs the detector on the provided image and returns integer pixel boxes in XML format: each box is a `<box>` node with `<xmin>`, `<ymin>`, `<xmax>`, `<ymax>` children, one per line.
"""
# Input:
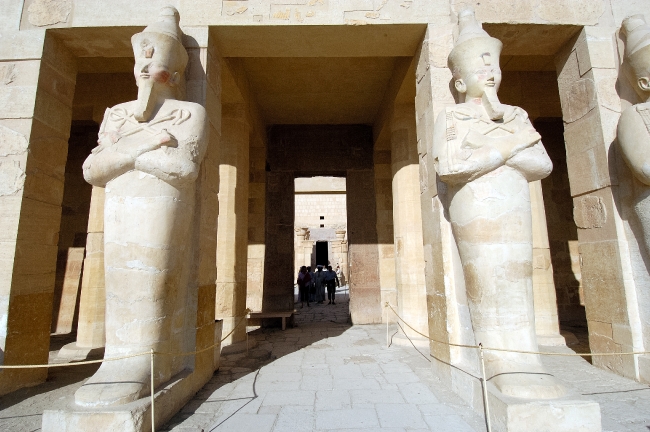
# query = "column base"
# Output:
<box><xmin>221</xmin><ymin>337</ymin><xmax>258</xmax><ymax>355</ymax></box>
<box><xmin>57</xmin><ymin>342</ymin><xmax>104</xmax><ymax>362</ymax></box>
<box><xmin>391</xmin><ymin>330</ymin><xmax>429</xmax><ymax>349</ymax></box>
<box><xmin>487</xmin><ymin>382</ymin><xmax>601</xmax><ymax>432</ymax></box>
<box><xmin>537</xmin><ymin>333</ymin><xmax>567</xmax><ymax>347</ymax></box>
<box><xmin>42</xmin><ymin>370</ymin><xmax>194</xmax><ymax>432</ymax></box>
<box><xmin>639</xmin><ymin>355</ymin><xmax>650</xmax><ymax>384</ymax></box>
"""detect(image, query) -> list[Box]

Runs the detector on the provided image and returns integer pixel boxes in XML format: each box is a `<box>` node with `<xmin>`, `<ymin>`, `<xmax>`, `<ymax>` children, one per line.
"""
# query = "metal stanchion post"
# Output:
<box><xmin>478</xmin><ymin>344</ymin><xmax>492</xmax><ymax>432</ymax></box>
<box><xmin>150</xmin><ymin>349</ymin><xmax>155</xmax><ymax>432</ymax></box>
<box><xmin>386</xmin><ymin>304</ymin><xmax>389</xmax><ymax>348</ymax></box>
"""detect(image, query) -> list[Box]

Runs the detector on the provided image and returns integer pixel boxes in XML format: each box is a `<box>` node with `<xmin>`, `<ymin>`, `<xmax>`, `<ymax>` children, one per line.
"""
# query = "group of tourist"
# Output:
<box><xmin>297</xmin><ymin>264</ymin><xmax>340</xmax><ymax>308</ymax></box>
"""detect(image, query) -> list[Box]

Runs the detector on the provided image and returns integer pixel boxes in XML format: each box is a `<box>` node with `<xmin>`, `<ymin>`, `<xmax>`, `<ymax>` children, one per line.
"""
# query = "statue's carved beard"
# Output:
<box><xmin>134</xmin><ymin>79</ymin><xmax>156</xmax><ymax>122</ymax></box>
<box><xmin>482</xmin><ymin>86</ymin><xmax>504</xmax><ymax>120</ymax></box>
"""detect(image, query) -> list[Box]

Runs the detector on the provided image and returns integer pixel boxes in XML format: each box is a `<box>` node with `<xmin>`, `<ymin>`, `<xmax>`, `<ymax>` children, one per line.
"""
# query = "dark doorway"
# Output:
<box><xmin>316</xmin><ymin>241</ymin><xmax>329</xmax><ymax>266</ymax></box>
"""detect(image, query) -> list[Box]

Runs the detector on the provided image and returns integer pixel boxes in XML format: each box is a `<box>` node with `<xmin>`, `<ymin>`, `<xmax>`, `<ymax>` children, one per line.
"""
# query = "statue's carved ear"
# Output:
<box><xmin>638</xmin><ymin>77</ymin><xmax>650</xmax><ymax>92</ymax></box>
<box><xmin>169</xmin><ymin>72</ymin><xmax>180</xmax><ymax>87</ymax></box>
<box><xmin>454</xmin><ymin>79</ymin><xmax>466</xmax><ymax>93</ymax></box>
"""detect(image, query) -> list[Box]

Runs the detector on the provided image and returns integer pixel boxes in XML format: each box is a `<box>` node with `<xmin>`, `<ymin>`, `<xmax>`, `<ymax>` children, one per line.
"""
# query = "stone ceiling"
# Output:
<box><xmin>57</xmin><ymin>23</ymin><xmax>580</xmax><ymax>125</ymax></box>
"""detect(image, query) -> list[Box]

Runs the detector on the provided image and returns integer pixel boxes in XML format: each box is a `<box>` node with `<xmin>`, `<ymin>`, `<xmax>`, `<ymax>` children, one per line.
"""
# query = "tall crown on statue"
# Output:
<box><xmin>447</xmin><ymin>8</ymin><xmax>503</xmax><ymax>79</ymax></box>
<box><xmin>131</xmin><ymin>6</ymin><xmax>189</xmax><ymax>74</ymax></box>
<box><xmin>622</xmin><ymin>15</ymin><xmax>650</xmax><ymax>83</ymax></box>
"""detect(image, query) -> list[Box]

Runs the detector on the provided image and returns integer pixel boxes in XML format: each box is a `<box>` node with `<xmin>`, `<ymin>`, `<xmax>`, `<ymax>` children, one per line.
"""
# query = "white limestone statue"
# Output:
<box><xmin>77</xmin><ymin>7</ymin><xmax>207</xmax><ymax>406</ymax></box>
<box><xmin>619</xmin><ymin>15</ymin><xmax>650</xmax><ymax>259</ymax></box>
<box><xmin>433</xmin><ymin>9</ymin><xmax>565</xmax><ymax>399</ymax></box>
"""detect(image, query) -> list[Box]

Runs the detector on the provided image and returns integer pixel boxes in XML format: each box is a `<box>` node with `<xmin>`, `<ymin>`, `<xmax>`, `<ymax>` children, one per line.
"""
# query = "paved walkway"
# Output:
<box><xmin>1</xmin><ymin>286</ymin><xmax>650</xmax><ymax>431</ymax></box>
<box><xmin>162</xmin><ymin>288</ymin><xmax>485</xmax><ymax>431</ymax></box>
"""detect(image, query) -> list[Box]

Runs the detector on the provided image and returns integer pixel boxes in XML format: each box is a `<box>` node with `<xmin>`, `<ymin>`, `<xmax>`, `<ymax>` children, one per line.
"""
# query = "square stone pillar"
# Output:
<box><xmin>216</xmin><ymin>103</ymin><xmax>250</xmax><ymax>346</ymax></box>
<box><xmin>184</xmin><ymin>26</ymin><xmax>223</xmax><ymax>377</ymax></box>
<box><xmin>390</xmin><ymin>103</ymin><xmax>428</xmax><ymax>339</ymax></box>
<box><xmin>347</xmin><ymin>169</ymin><xmax>382</xmax><ymax>324</ymax></box>
<box><xmin>414</xmin><ymin>23</ymin><xmax>467</xmax><ymax>381</ymax></box>
<box><xmin>246</xmin><ymin>132</ymin><xmax>266</xmax><ymax>313</ymax></box>
<box><xmin>263</xmin><ymin>172</ymin><xmax>295</xmax><ymax>312</ymax></box>
<box><xmin>530</xmin><ymin>180</ymin><xmax>565</xmax><ymax>346</ymax></box>
<box><xmin>556</xmin><ymin>26</ymin><xmax>643</xmax><ymax>380</ymax></box>
<box><xmin>373</xmin><ymin>146</ymin><xmax>397</xmax><ymax>318</ymax></box>
<box><xmin>0</xmin><ymin>32</ymin><xmax>76</xmax><ymax>395</ymax></box>
<box><xmin>58</xmin><ymin>186</ymin><xmax>106</xmax><ymax>360</ymax></box>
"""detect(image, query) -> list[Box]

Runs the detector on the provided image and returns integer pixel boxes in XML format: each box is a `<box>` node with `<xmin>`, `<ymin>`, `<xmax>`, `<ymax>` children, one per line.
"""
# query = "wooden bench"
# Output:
<box><xmin>248</xmin><ymin>311</ymin><xmax>294</xmax><ymax>330</ymax></box>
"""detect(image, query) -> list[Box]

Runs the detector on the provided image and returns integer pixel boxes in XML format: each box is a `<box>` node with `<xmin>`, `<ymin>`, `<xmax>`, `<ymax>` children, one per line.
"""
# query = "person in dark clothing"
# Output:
<box><xmin>307</xmin><ymin>266</ymin><xmax>316</xmax><ymax>302</ymax></box>
<box><xmin>324</xmin><ymin>265</ymin><xmax>339</xmax><ymax>305</ymax></box>
<box><xmin>297</xmin><ymin>266</ymin><xmax>312</xmax><ymax>308</ymax></box>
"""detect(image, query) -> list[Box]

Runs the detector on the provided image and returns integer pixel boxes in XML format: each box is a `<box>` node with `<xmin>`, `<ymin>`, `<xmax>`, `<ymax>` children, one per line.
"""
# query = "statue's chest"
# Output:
<box><xmin>104</xmin><ymin>106</ymin><xmax>190</xmax><ymax>136</ymax></box>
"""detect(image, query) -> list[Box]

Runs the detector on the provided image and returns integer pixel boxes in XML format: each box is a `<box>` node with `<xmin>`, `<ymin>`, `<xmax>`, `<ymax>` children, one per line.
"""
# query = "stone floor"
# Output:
<box><xmin>1</xmin><ymin>286</ymin><xmax>650</xmax><ymax>431</ymax></box>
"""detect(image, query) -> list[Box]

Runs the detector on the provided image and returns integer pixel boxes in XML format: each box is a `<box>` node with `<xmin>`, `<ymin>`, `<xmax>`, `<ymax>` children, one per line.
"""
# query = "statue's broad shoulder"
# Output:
<box><xmin>434</xmin><ymin>104</ymin><xmax>551</xmax><ymax>184</ymax></box>
<box><xmin>100</xmin><ymin>100</ymin><xmax>205</xmax><ymax>138</ymax></box>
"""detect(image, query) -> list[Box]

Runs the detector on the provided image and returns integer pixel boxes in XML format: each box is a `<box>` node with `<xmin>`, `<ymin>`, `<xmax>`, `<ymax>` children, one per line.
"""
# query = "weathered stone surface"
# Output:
<box><xmin>574</xmin><ymin>195</ymin><xmax>607</xmax><ymax>229</ymax></box>
<box><xmin>27</xmin><ymin>0</ymin><xmax>72</xmax><ymax>27</ymax></box>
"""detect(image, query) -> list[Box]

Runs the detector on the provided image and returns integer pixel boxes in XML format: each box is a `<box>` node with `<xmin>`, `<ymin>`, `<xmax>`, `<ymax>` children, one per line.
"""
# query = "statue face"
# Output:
<box><xmin>457</xmin><ymin>63</ymin><xmax>502</xmax><ymax>99</ymax></box>
<box><xmin>134</xmin><ymin>56</ymin><xmax>176</xmax><ymax>88</ymax></box>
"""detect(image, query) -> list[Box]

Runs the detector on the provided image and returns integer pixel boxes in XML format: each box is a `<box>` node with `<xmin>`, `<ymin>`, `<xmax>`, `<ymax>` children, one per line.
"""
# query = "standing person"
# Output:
<box><xmin>297</xmin><ymin>266</ymin><xmax>312</xmax><ymax>308</ymax></box>
<box><xmin>307</xmin><ymin>266</ymin><xmax>316</xmax><ymax>302</ymax></box>
<box><xmin>325</xmin><ymin>265</ymin><xmax>340</xmax><ymax>305</ymax></box>
<box><xmin>315</xmin><ymin>265</ymin><xmax>326</xmax><ymax>304</ymax></box>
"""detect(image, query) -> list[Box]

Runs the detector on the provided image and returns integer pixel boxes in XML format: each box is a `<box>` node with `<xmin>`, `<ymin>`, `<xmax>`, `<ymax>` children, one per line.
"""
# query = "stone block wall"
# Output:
<box><xmin>0</xmin><ymin>32</ymin><xmax>77</xmax><ymax>395</ymax></box>
<box><xmin>295</xmin><ymin>193</ymin><xmax>347</xmax><ymax>229</ymax></box>
<box><xmin>556</xmin><ymin>26</ymin><xmax>640</xmax><ymax>379</ymax></box>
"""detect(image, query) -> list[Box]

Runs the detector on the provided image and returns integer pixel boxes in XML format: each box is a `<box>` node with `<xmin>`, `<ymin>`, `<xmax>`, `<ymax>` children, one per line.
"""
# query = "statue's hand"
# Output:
<box><xmin>132</xmin><ymin>129</ymin><xmax>178</xmax><ymax>158</ymax></box>
<box><xmin>92</xmin><ymin>131</ymin><xmax>120</xmax><ymax>154</ymax></box>
<box><xmin>110</xmin><ymin>129</ymin><xmax>179</xmax><ymax>159</ymax></box>
<box><xmin>510</xmin><ymin>130</ymin><xmax>541</xmax><ymax>156</ymax></box>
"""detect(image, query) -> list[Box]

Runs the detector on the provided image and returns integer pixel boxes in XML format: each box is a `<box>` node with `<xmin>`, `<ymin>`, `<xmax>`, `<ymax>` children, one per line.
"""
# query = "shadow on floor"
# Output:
<box><xmin>162</xmin><ymin>289</ymin><xmax>352</xmax><ymax>431</ymax></box>
<box><xmin>0</xmin><ymin>333</ymin><xmax>100</xmax><ymax>423</ymax></box>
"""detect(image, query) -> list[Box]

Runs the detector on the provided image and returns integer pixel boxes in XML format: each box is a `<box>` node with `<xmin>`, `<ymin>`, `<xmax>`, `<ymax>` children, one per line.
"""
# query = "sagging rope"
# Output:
<box><xmin>384</xmin><ymin>302</ymin><xmax>650</xmax><ymax>432</ymax></box>
<box><xmin>0</xmin><ymin>308</ymin><xmax>252</xmax><ymax>432</ymax></box>
<box><xmin>384</xmin><ymin>302</ymin><xmax>650</xmax><ymax>357</ymax></box>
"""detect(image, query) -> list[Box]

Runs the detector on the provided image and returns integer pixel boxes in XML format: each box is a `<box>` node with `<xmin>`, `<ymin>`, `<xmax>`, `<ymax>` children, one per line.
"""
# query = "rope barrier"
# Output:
<box><xmin>384</xmin><ymin>301</ymin><xmax>650</xmax><ymax>432</ymax></box>
<box><xmin>4</xmin><ymin>303</ymin><xmax>648</xmax><ymax>432</ymax></box>
<box><xmin>0</xmin><ymin>351</ymin><xmax>151</xmax><ymax>369</ymax></box>
<box><xmin>384</xmin><ymin>302</ymin><xmax>650</xmax><ymax>357</ymax></box>
<box><xmin>0</xmin><ymin>308</ymin><xmax>252</xmax><ymax>432</ymax></box>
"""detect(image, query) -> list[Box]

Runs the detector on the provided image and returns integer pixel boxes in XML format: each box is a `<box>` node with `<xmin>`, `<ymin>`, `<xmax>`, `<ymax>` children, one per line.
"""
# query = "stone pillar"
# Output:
<box><xmin>58</xmin><ymin>187</ymin><xmax>106</xmax><ymax>359</ymax></box>
<box><xmin>294</xmin><ymin>227</ymin><xmax>307</xmax><ymax>276</ymax></box>
<box><xmin>263</xmin><ymin>172</ymin><xmax>295</xmax><ymax>312</ymax></box>
<box><xmin>246</xmin><ymin>132</ymin><xmax>266</xmax><ymax>313</ymax></box>
<box><xmin>556</xmin><ymin>26</ymin><xmax>642</xmax><ymax>379</ymax></box>
<box><xmin>391</xmin><ymin>103</ymin><xmax>428</xmax><ymax>339</ymax></box>
<box><xmin>414</xmin><ymin>23</ymin><xmax>462</xmax><ymax>378</ymax></box>
<box><xmin>374</xmin><ymin>145</ymin><xmax>397</xmax><ymax>319</ymax></box>
<box><xmin>331</xmin><ymin>230</ymin><xmax>349</xmax><ymax>285</ymax></box>
<box><xmin>347</xmin><ymin>169</ymin><xmax>382</xmax><ymax>324</ymax></box>
<box><xmin>0</xmin><ymin>33</ymin><xmax>76</xmax><ymax>395</ymax></box>
<box><xmin>530</xmin><ymin>180</ymin><xmax>565</xmax><ymax>346</ymax></box>
<box><xmin>216</xmin><ymin>103</ymin><xmax>249</xmax><ymax>346</ymax></box>
<box><xmin>184</xmin><ymin>26</ymin><xmax>222</xmax><ymax>378</ymax></box>
<box><xmin>50</xmin><ymin>124</ymin><xmax>96</xmax><ymax>335</ymax></box>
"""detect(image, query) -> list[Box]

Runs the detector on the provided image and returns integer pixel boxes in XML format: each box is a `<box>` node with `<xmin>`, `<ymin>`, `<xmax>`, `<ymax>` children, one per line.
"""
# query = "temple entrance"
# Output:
<box><xmin>315</xmin><ymin>242</ymin><xmax>328</xmax><ymax>266</ymax></box>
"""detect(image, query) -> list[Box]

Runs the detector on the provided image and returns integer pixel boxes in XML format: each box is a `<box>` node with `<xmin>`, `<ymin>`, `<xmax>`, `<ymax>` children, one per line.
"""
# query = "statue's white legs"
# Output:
<box><xmin>450</xmin><ymin>169</ymin><xmax>565</xmax><ymax>399</ymax></box>
<box><xmin>75</xmin><ymin>173</ymin><xmax>193</xmax><ymax>407</ymax></box>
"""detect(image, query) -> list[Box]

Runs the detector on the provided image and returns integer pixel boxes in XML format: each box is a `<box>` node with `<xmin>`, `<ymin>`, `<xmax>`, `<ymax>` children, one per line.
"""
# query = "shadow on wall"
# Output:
<box><xmin>536</xmin><ymin>118</ymin><xmax>587</xmax><ymax>327</ymax></box>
